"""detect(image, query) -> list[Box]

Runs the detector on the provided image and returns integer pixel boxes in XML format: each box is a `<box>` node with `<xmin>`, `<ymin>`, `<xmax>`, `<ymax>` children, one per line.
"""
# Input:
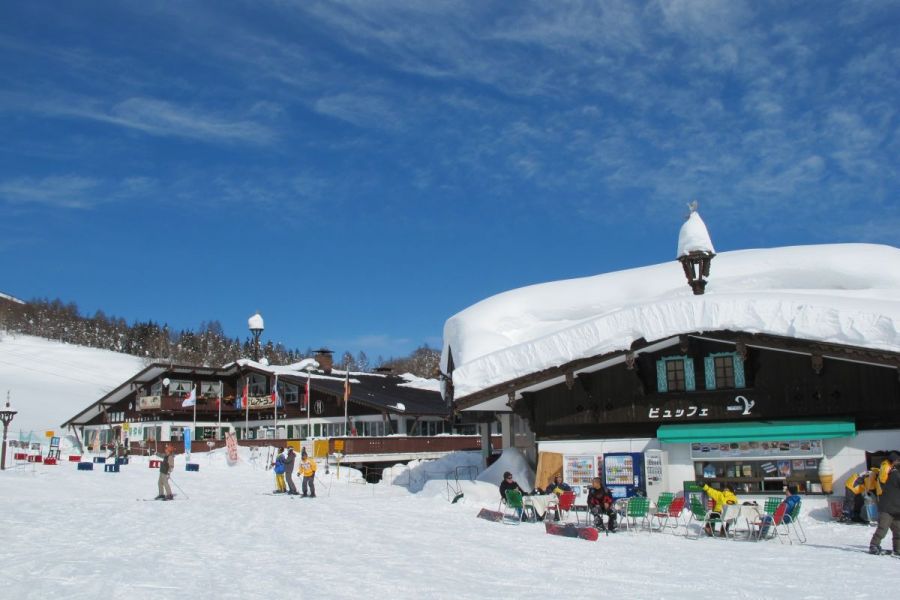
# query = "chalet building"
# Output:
<box><xmin>62</xmin><ymin>350</ymin><xmax>492</xmax><ymax>467</ymax></box>
<box><xmin>441</xmin><ymin>214</ymin><xmax>900</xmax><ymax>501</ymax></box>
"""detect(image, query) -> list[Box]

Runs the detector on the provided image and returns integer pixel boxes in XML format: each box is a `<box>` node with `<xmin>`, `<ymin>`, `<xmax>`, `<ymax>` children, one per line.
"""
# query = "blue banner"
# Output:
<box><xmin>184</xmin><ymin>428</ymin><xmax>191</xmax><ymax>456</ymax></box>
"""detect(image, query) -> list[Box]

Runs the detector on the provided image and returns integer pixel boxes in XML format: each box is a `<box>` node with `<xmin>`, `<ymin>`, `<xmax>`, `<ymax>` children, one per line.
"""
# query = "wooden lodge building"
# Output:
<box><xmin>62</xmin><ymin>350</ymin><xmax>496</xmax><ymax>467</ymax></box>
<box><xmin>441</xmin><ymin>219</ymin><xmax>900</xmax><ymax>502</ymax></box>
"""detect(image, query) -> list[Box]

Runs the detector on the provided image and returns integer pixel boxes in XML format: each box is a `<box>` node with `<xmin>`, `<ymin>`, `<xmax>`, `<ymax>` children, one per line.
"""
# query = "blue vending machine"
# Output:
<box><xmin>602</xmin><ymin>452</ymin><xmax>645</xmax><ymax>499</ymax></box>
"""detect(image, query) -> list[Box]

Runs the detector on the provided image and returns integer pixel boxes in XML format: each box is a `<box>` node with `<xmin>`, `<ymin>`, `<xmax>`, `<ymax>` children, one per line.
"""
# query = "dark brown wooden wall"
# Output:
<box><xmin>519</xmin><ymin>338</ymin><xmax>900</xmax><ymax>439</ymax></box>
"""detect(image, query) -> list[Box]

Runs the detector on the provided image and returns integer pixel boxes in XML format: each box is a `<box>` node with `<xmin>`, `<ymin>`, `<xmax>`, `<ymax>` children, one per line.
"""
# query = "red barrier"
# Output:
<box><xmin>149</xmin><ymin>460</ymin><xmax>161</xmax><ymax>469</ymax></box>
<box><xmin>68</xmin><ymin>455</ymin><xmax>82</xmax><ymax>462</ymax></box>
<box><xmin>14</xmin><ymin>452</ymin><xmax>27</xmax><ymax>460</ymax></box>
<box><xmin>44</xmin><ymin>457</ymin><xmax>58</xmax><ymax>465</ymax></box>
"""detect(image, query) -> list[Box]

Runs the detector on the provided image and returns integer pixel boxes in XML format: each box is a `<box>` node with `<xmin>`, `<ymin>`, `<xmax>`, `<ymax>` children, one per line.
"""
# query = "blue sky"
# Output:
<box><xmin>1</xmin><ymin>1</ymin><xmax>898</xmax><ymax>362</ymax></box>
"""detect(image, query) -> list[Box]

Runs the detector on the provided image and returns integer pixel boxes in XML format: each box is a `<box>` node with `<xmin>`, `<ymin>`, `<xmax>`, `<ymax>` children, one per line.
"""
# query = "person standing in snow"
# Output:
<box><xmin>284</xmin><ymin>447</ymin><xmax>298</xmax><ymax>495</ymax></box>
<box><xmin>298</xmin><ymin>448</ymin><xmax>317</xmax><ymax>497</ymax></box>
<box><xmin>869</xmin><ymin>452</ymin><xmax>900</xmax><ymax>555</ymax></box>
<box><xmin>272</xmin><ymin>448</ymin><xmax>287</xmax><ymax>494</ymax></box>
<box><xmin>155</xmin><ymin>445</ymin><xmax>175</xmax><ymax>501</ymax></box>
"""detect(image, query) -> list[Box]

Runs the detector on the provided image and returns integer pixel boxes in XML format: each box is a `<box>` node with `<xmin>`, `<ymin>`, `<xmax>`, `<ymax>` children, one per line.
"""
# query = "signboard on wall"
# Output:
<box><xmin>690</xmin><ymin>439</ymin><xmax>823</xmax><ymax>461</ymax></box>
<box><xmin>139</xmin><ymin>396</ymin><xmax>161</xmax><ymax>410</ymax></box>
<box><xmin>247</xmin><ymin>395</ymin><xmax>275</xmax><ymax>410</ymax></box>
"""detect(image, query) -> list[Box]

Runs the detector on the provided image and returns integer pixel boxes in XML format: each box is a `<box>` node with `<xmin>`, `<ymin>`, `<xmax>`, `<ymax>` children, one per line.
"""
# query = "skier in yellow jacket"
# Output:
<box><xmin>702</xmin><ymin>483</ymin><xmax>738</xmax><ymax>536</ymax></box>
<box><xmin>298</xmin><ymin>448</ymin><xmax>317</xmax><ymax>498</ymax></box>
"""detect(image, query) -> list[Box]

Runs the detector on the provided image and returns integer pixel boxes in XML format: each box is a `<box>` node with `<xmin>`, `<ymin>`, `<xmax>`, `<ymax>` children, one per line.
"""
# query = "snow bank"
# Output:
<box><xmin>443</xmin><ymin>244</ymin><xmax>900</xmax><ymax>398</ymax></box>
<box><xmin>477</xmin><ymin>447</ymin><xmax>535</xmax><ymax>490</ymax></box>
<box><xmin>382</xmin><ymin>451</ymin><xmax>483</xmax><ymax>493</ymax></box>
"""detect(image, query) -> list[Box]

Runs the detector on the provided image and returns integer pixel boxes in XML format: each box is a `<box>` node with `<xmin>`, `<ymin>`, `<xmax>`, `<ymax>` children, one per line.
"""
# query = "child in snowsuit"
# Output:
<box><xmin>298</xmin><ymin>449</ymin><xmax>317</xmax><ymax>497</ymax></box>
<box><xmin>586</xmin><ymin>477</ymin><xmax>617</xmax><ymax>532</ymax></box>
<box><xmin>272</xmin><ymin>449</ymin><xmax>287</xmax><ymax>493</ymax></box>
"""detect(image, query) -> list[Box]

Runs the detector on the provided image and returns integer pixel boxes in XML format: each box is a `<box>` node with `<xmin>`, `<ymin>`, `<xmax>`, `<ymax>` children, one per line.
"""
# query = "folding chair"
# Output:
<box><xmin>621</xmin><ymin>497</ymin><xmax>651</xmax><ymax>533</ymax></box>
<box><xmin>686</xmin><ymin>495</ymin><xmax>722</xmax><ymax>539</ymax></box>
<box><xmin>787</xmin><ymin>501</ymin><xmax>807</xmax><ymax>544</ymax></box>
<box><xmin>552</xmin><ymin>491</ymin><xmax>577</xmax><ymax>522</ymax></box>
<box><xmin>503</xmin><ymin>489</ymin><xmax>535</xmax><ymax>524</ymax></box>
<box><xmin>650</xmin><ymin>492</ymin><xmax>674</xmax><ymax>531</ymax></box>
<box><xmin>654</xmin><ymin>496</ymin><xmax>686</xmax><ymax>533</ymax></box>
<box><xmin>754</xmin><ymin>502</ymin><xmax>791</xmax><ymax>544</ymax></box>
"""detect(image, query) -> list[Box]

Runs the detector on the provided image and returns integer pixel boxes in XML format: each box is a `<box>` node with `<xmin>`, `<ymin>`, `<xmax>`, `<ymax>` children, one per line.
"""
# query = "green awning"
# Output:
<box><xmin>657</xmin><ymin>420</ymin><xmax>856</xmax><ymax>444</ymax></box>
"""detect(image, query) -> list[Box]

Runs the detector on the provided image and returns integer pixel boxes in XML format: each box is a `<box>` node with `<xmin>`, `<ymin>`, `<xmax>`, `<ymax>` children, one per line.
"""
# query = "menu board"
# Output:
<box><xmin>690</xmin><ymin>439</ymin><xmax>823</xmax><ymax>460</ymax></box>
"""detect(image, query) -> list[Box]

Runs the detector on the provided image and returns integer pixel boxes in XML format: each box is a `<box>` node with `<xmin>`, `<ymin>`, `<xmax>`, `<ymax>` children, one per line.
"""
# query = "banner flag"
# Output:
<box><xmin>181</xmin><ymin>385</ymin><xmax>197</xmax><ymax>408</ymax></box>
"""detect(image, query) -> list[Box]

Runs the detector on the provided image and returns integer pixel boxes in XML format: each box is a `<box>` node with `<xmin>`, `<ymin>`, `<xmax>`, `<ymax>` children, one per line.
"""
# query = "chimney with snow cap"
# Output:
<box><xmin>314</xmin><ymin>348</ymin><xmax>333</xmax><ymax>374</ymax></box>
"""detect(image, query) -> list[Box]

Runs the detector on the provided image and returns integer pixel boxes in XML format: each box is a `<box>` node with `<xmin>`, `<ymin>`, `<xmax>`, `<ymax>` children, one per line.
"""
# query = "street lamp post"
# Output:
<box><xmin>248</xmin><ymin>312</ymin><xmax>265</xmax><ymax>362</ymax></box>
<box><xmin>1</xmin><ymin>391</ymin><xmax>18</xmax><ymax>471</ymax></box>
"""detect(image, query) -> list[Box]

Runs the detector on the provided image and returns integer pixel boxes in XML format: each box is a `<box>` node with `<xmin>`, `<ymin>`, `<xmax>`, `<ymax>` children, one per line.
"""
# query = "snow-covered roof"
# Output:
<box><xmin>442</xmin><ymin>243</ymin><xmax>900</xmax><ymax>401</ymax></box>
<box><xmin>0</xmin><ymin>291</ymin><xmax>25</xmax><ymax>304</ymax></box>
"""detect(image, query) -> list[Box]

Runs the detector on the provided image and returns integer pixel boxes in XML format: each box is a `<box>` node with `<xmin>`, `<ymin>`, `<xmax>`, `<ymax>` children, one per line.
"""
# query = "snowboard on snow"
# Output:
<box><xmin>544</xmin><ymin>522</ymin><xmax>600</xmax><ymax>541</ymax></box>
<box><xmin>477</xmin><ymin>508</ymin><xmax>505</xmax><ymax>523</ymax></box>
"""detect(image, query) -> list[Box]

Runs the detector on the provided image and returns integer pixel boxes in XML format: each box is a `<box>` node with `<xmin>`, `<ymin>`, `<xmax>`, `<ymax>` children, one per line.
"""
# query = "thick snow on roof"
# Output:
<box><xmin>442</xmin><ymin>243</ymin><xmax>900</xmax><ymax>399</ymax></box>
<box><xmin>677</xmin><ymin>211</ymin><xmax>715</xmax><ymax>256</ymax></box>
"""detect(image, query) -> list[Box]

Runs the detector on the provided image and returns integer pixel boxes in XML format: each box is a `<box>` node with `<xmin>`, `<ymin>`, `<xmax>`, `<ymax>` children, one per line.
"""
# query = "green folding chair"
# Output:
<box><xmin>651</xmin><ymin>492</ymin><xmax>674</xmax><ymax>530</ymax></box>
<box><xmin>686</xmin><ymin>495</ymin><xmax>722</xmax><ymax>539</ymax></box>
<box><xmin>788</xmin><ymin>501</ymin><xmax>806</xmax><ymax>544</ymax></box>
<box><xmin>621</xmin><ymin>497</ymin><xmax>651</xmax><ymax>533</ymax></box>
<box><xmin>503</xmin><ymin>489</ymin><xmax>535</xmax><ymax>524</ymax></box>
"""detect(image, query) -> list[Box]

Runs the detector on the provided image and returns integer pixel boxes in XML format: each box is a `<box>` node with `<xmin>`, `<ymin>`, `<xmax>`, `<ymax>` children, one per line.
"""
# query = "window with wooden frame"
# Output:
<box><xmin>656</xmin><ymin>356</ymin><xmax>696</xmax><ymax>392</ymax></box>
<box><xmin>704</xmin><ymin>352</ymin><xmax>746</xmax><ymax>390</ymax></box>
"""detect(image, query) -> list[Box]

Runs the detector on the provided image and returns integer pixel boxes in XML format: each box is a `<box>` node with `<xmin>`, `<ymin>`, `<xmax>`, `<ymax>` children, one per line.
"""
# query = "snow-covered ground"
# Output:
<box><xmin>0</xmin><ymin>332</ymin><xmax>145</xmax><ymax>436</ymax></box>
<box><xmin>2</xmin><ymin>448</ymin><xmax>898</xmax><ymax>599</ymax></box>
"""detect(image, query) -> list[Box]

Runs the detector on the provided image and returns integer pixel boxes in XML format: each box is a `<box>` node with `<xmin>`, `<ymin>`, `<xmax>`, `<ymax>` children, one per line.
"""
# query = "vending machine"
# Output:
<box><xmin>602</xmin><ymin>452</ymin><xmax>645</xmax><ymax>499</ymax></box>
<box><xmin>643</xmin><ymin>449</ymin><xmax>669</xmax><ymax>505</ymax></box>
<box><xmin>562</xmin><ymin>454</ymin><xmax>602</xmax><ymax>506</ymax></box>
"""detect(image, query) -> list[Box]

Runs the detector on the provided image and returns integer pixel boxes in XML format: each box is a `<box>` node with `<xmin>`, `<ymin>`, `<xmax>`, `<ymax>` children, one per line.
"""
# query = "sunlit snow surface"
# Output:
<box><xmin>443</xmin><ymin>244</ymin><xmax>900</xmax><ymax>398</ymax></box>
<box><xmin>0</xmin><ymin>333</ymin><xmax>145</xmax><ymax>434</ymax></box>
<box><xmin>2</xmin><ymin>447</ymin><xmax>898</xmax><ymax>599</ymax></box>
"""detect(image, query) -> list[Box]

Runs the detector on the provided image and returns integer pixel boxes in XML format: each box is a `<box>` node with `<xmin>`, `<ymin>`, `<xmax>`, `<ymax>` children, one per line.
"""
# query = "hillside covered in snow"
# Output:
<box><xmin>0</xmin><ymin>332</ymin><xmax>145</xmax><ymax>435</ymax></box>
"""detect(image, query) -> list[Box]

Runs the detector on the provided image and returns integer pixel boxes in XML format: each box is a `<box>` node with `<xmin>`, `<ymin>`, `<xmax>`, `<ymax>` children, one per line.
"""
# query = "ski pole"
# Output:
<box><xmin>168</xmin><ymin>476</ymin><xmax>190</xmax><ymax>500</ymax></box>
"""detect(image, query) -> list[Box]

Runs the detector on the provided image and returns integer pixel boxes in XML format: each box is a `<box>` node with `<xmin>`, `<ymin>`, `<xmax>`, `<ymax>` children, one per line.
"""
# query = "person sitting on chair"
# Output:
<box><xmin>586</xmin><ymin>477</ymin><xmax>617</xmax><ymax>532</ymax></box>
<box><xmin>542</xmin><ymin>474</ymin><xmax>572</xmax><ymax>496</ymax></box>
<box><xmin>500</xmin><ymin>471</ymin><xmax>527</xmax><ymax>500</ymax></box>
<box><xmin>702</xmin><ymin>482</ymin><xmax>738</xmax><ymax>537</ymax></box>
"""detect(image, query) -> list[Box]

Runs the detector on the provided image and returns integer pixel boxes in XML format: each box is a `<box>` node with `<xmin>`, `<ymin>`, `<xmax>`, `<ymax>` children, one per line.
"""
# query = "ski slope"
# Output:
<box><xmin>0</xmin><ymin>332</ymin><xmax>145</xmax><ymax>436</ymax></box>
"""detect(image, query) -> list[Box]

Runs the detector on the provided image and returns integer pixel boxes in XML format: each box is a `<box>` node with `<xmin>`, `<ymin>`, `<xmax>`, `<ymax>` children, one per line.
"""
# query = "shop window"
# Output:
<box><xmin>313</xmin><ymin>423</ymin><xmax>321</xmax><ymax>437</ymax></box>
<box><xmin>656</xmin><ymin>356</ymin><xmax>696</xmax><ymax>392</ymax></box>
<box><xmin>703</xmin><ymin>352</ymin><xmax>746</xmax><ymax>390</ymax></box>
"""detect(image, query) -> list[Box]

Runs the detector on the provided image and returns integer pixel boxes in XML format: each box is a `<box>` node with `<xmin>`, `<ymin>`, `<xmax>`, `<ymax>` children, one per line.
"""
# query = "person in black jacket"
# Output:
<box><xmin>284</xmin><ymin>447</ymin><xmax>298</xmax><ymax>495</ymax></box>
<box><xmin>499</xmin><ymin>471</ymin><xmax>528</xmax><ymax>519</ymax></box>
<box><xmin>869</xmin><ymin>452</ymin><xmax>900</xmax><ymax>555</ymax></box>
<box><xmin>499</xmin><ymin>471</ymin><xmax>527</xmax><ymax>500</ymax></box>
<box><xmin>586</xmin><ymin>477</ymin><xmax>617</xmax><ymax>532</ymax></box>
